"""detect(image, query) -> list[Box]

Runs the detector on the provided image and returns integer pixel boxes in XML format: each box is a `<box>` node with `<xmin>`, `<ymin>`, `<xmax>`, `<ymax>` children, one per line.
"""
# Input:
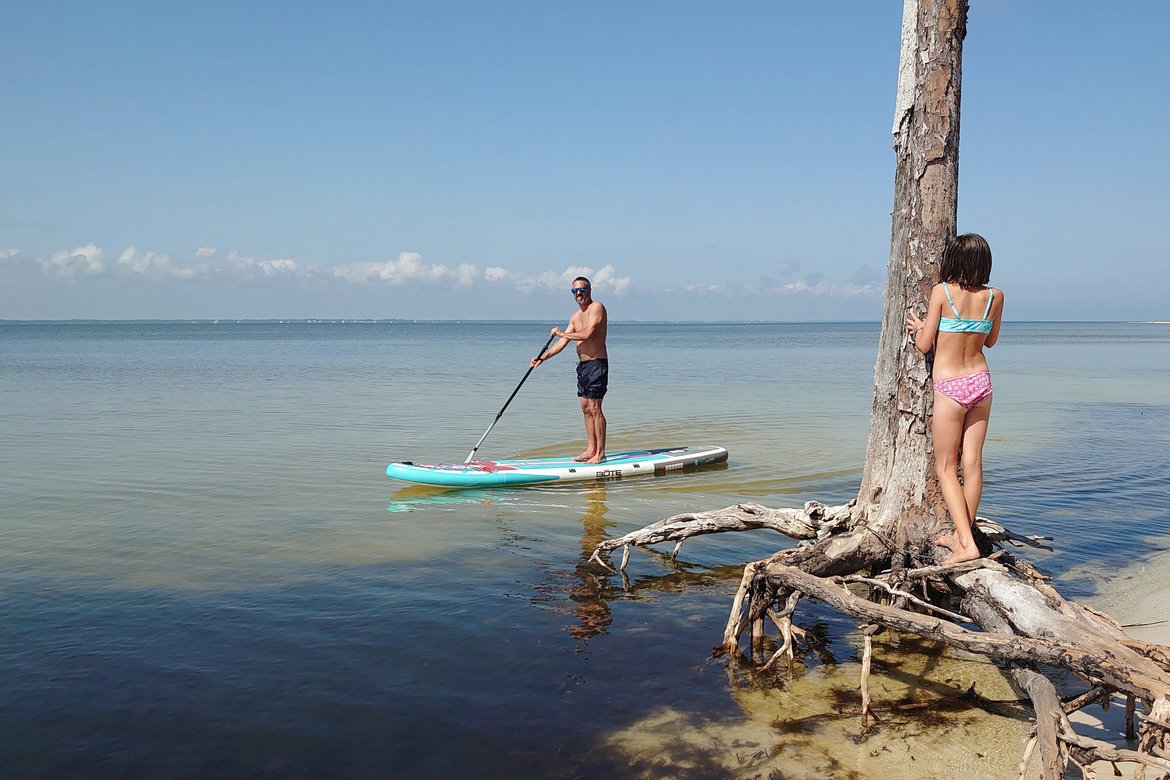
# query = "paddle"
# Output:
<box><xmin>464</xmin><ymin>330</ymin><xmax>559</xmax><ymax>464</ymax></box>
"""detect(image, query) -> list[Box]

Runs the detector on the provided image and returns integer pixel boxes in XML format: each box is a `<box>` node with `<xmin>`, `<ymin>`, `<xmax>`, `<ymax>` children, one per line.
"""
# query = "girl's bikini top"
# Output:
<box><xmin>938</xmin><ymin>282</ymin><xmax>994</xmax><ymax>334</ymax></box>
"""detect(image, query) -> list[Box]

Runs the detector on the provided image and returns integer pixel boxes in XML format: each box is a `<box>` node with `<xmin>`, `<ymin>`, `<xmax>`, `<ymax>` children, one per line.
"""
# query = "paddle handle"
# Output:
<box><xmin>463</xmin><ymin>330</ymin><xmax>559</xmax><ymax>464</ymax></box>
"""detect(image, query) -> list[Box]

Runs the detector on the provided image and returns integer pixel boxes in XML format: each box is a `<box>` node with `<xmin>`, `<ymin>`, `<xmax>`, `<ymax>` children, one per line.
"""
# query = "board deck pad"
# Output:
<box><xmin>385</xmin><ymin>445</ymin><xmax>728</xmax><ymax>488</ymax></box>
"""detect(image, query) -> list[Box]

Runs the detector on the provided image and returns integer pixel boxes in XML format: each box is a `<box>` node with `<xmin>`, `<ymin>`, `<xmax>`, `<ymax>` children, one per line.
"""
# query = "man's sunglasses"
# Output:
<box><xmin>571</xmin><ymin>287</ymin><xmax>589</xmax><ymax>295</ymax></box>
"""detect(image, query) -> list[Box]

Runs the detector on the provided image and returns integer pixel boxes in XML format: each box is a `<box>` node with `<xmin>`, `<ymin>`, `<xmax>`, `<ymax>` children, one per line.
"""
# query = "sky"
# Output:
<box><xmin>2</xmin><ymin>1</ymin><xmax>1168</xmax><ymax>322</ymax></box>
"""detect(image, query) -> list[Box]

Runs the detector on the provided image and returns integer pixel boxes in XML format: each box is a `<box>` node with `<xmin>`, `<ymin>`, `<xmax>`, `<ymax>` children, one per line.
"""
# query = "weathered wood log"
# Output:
<box><xmin>764</xmin><ymin>555</ymin><xmax>1170</xmax><ymax>777</ymax></box>
<box><xmin>586</xmin><ymin>500</ymin><xmax>854</xmax><ymax>572</ymax></box>
<box><xmin>748</xmin><ymin>562</ymin><xmax>1169</xmax><ymax>702</ymax></box>
<box><xmin>591</xmin><ymin>507</ymin><xmax>1170</xmax><ymax>777</ymax></box>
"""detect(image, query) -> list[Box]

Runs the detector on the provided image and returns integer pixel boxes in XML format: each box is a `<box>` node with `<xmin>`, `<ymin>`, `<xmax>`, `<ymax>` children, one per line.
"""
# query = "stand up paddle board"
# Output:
<box><xmin>386</xmin><ymin>445</ymin><xmax>728</xmax><ymax>488</ymax></box>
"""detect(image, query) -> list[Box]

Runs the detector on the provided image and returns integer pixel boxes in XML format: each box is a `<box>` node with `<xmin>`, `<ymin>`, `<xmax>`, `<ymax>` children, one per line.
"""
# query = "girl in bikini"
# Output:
<box><xmin>906</xmin><ymin>233</ymin><xmax>1005</xmax><ymax>565</ymax></box>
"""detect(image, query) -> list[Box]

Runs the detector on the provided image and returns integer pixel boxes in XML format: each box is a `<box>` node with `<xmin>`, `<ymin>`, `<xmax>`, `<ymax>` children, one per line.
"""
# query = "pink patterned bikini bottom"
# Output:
<box><xmin>933</xmin><ymin>371</ymin><xmax>993</xmax><ymax>410</ymax></box>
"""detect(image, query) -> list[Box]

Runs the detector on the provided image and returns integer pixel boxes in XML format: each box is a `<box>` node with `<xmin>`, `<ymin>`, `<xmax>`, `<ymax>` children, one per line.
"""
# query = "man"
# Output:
<box><xmin>530</xmin><ymin>276</ymin><xmax>608</xmax><ymax>463</ymax></box>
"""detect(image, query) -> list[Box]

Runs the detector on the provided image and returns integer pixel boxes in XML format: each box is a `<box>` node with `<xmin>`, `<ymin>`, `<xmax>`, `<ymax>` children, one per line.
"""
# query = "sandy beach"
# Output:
<box><xmin>1078</xmin><ymin>541</ymin><xmax>1170</xmax><ymax>651</ymax></box>
<box><xmin>1095</xmin><ymin>549</ymin><xmax>1170</xmax><ymax>647</ymax></box>
<box><xmin>1064</xmin><ymin>546</ymin><xmax>1170</xmax><ymax>778</ymax></box>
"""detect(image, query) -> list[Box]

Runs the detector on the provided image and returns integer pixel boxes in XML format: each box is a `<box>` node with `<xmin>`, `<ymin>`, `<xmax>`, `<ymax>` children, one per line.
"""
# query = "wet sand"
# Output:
<box><xmin>1070</xmin><ymin>547</ymin><xmax>1170</xmax><ymax>779</ymax></box>
<box><xmin>602</xmin><ymin>629</ymin><xmax>1039</xmax><ymax>779</ymax></box>
<box><xmin>1083</xmin><ymin>547</ymin><xmax>1170</xmax><ymax>649</ymax></box>
<box><xmin>599</xmin><ymin>552</ymin><xmax>1170</xmax><ymax>780</ymax></box>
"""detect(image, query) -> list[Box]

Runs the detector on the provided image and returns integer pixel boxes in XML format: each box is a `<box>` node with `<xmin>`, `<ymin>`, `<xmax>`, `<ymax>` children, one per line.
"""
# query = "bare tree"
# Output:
<box><xmin>589</xmin><ymin>2</ymin><xmax>1170</xmax><ymax>777</ymax></box>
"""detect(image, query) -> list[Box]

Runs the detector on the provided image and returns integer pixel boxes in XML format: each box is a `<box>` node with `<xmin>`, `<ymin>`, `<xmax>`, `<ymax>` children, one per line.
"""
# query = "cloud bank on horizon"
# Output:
<box><xmin>0</xmin><ymin>242</ymin><xmax>884</xmax><ymax>315</ymax></box>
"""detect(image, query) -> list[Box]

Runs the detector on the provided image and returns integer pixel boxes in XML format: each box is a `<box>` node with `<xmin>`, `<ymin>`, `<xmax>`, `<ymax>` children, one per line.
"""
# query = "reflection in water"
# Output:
<box><xmin>387</xmin><ymin>485</ymin><xmax>505</xmax><ymax>513</ymax></box>
<box><xmin>568</xmin><ymin>485</ymin><xmax>615</xmax><ymax>641</ymax></box>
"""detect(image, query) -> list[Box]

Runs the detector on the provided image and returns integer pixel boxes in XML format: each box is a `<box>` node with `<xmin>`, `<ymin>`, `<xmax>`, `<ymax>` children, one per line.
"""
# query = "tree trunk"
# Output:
<box><xmin>856</xmin><ymin>0</ymin><xmax>966</xmax><ymax>552</ymax></box>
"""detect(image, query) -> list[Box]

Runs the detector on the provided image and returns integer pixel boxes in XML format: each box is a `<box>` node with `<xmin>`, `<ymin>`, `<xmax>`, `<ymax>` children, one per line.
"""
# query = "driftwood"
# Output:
<box><xmin>588</xmin><ymin>505</ymin><xmax>1170</xmax><ymax>779</ymax></box>
<box><xmin>586</xmin><ymin>499</ymin><xmax>850</xmax><ymax>572</ymax></box>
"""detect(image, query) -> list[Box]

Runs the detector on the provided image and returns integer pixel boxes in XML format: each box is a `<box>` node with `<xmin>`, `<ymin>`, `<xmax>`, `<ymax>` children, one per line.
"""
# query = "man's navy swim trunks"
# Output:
<box><xmin>576</xmin><ymin>358</ymin><xmax>608</xmax><ymax>399</ymax></box>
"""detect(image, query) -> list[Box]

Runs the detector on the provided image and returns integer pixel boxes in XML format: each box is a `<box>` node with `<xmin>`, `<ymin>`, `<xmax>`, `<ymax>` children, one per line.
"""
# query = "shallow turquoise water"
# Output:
<box><xmin>1</xmin><ymin>320</ymin><xmax>1168</xmax><ymax>777</ymax></box>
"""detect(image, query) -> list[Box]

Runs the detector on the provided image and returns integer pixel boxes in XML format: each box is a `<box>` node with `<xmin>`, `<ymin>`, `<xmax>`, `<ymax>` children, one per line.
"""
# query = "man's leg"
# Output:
<box><xmin>576</xmin><ymin>396</ymin><xmax>597</xmax><ymax>461</ymax></box>
<box><xmin>585</xmin><ymin>398</ymin><xmax>606</xmax><ymax>464</ymax></box>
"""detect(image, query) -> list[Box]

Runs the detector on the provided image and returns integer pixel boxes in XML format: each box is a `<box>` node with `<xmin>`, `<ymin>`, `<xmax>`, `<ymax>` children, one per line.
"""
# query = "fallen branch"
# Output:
<box><xmin>587</xmin><ymin>500</ymin><xmax>854</xmax><ymax>572</ymax></box>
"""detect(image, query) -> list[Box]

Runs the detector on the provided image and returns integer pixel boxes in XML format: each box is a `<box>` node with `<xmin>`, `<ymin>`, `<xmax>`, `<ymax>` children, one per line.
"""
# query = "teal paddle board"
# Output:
<box><xmin>385</xmin><ymin>445</ymin><xmax>728</xmax><ymax>488</ymax></box>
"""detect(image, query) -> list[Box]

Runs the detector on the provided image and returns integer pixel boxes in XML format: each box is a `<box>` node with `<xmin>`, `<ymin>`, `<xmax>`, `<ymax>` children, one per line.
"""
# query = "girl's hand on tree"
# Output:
<box><xmin>906</xmin><ymin>314</ymin><xmax>924</xmax><ymax>334</ymax></box>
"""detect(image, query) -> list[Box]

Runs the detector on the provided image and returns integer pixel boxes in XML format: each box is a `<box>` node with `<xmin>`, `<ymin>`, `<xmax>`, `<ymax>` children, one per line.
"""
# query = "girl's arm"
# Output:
<box><xmin>983</xmin><ymin>288</ymin><xmax>1005</xmax><ymax>348</ymax></box>
<box><xmin>906</xmin><ymin>285</ymin><xmax>944</xmax><ymax>355</ymax></box>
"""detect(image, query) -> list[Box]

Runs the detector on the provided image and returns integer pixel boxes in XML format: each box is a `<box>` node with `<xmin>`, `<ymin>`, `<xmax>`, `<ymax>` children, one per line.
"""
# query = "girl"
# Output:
<box><xmin>906</xmin><ymin>234</ymin><xmax>1005</xmax><ymax>565</ymax></box>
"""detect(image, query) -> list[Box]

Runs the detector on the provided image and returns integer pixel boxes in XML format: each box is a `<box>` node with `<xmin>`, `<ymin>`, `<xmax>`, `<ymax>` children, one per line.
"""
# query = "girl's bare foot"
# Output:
<box><xmin>574</xmin><ymin>451</ymin><xmax>595</xmax><ymax>462</ymax></box>
<box><xmin>941</xmin><ymin>544</ymin><xmax>981</xmax><ymax>565</ymax></box>
<box><xmin>585</xmin><ymin>454</ymin><xmax>605</xmax><ymax>464</ymax></box>
<box><xmin>936</xmin><ymin>533</ymin><xmax>958</xmax><ymax>552</ymax></box>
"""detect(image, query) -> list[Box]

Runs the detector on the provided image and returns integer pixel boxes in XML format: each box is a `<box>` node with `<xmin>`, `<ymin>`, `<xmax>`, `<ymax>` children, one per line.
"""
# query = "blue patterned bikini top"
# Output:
<box><xmin>938</xmin><ymin>283</ymin><xmax>994</xmax><ymax>334</ymax></box>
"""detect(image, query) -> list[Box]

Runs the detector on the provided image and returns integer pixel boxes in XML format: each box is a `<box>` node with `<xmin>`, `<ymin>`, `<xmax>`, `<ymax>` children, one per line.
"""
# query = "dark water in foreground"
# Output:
<box><xmin>1</xmin><ymin>321</ymin><xmax>1168</xmax><ymax>778</ymax></box>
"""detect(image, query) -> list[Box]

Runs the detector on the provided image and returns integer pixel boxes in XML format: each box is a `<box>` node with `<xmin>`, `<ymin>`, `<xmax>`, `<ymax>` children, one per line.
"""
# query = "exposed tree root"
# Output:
<box><xmin>588</xmin><ymin>506</ymin><xmax>1170</xmax><ymax>779</ymax></box>
<box><xmin>586</xmin><ymin>499</ymin><xmax>854</xmax><ymax>572</ymax></box>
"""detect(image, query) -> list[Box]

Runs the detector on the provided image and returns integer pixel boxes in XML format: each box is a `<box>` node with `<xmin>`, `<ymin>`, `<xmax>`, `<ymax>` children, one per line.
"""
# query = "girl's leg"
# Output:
<box><xmin>932</xmin><ymin>393</ymin><xmax>981</xmax><ymax>563</ymax></box>
<box><xmin>959</xmin><ymin>399</ymin><xmax>992</xmax><ymax>521</ymax></box>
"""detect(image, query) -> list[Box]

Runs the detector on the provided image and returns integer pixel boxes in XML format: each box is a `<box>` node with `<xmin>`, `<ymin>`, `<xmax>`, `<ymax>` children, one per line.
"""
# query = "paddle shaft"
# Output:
<box><xmin>464</xmin><ymin>331</ymin><xmax>559</xmax><ymax>463</ymax></box>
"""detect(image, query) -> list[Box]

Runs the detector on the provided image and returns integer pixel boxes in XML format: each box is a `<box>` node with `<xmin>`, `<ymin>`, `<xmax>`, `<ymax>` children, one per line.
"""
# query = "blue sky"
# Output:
<box><xmin>2</xmin><ymin>1</ymin><xmax>1167</xmax><ymax>321</ymax></box>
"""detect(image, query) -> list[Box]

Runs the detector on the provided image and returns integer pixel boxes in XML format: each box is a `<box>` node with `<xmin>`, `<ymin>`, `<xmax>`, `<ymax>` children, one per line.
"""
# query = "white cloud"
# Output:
<box><xmin>118</xmin><ymin>246</ymin><xmax>196</xmax><ymax>279</ymax></box>
<box><xmin>453</xmin><ymin>263</ymin><xmax>478</xmax><ymax>288</ymax></box>
<box><xmin>508</xmin><ymin>264</ymin><xmax>632</xmax><ymax>296</ymax></box>
<box><xmin>258</xmin><ymin>258</ymin><xmax>299</xmax><ymax>276</ymax></box>
<box><xmin>333</xmin><ymin>252</ymin><xmax>452</xmax><ymax>285</ymax></box>
<box><xmin>41</xmin><ymin>244</ymin><xmax>105</xmax><ymax>278</ymax></box>
<box><xmin>17</xmin><ymin>241</ymin><xmax>882</xmax><ymax>306</ymax></box>
<box><xmin>671</xmin><ymin>273</ymin><xmax>883</xmax><ymax>300</ymax></box>
<box><xmin>21</xmin><ymin>244</ymin><xmax>635</xmax><ymax>297</ymax></box>
<box><xmin>515</xmin><ymin>269</ymin><xmax>569</xmax><ymax>294</ymax></box>
<box><xmin>590</xmin><ymin>264</ymin><xmax>632</xmax><ymax>295</ymax></box>
<box><xmin>684</xmin><ymin>283</ymin><xmax>727</xmax><ymax>294</ymax></box>
<box><xmin>226</xmin><ymin>251</ymin><xmax>304</xmax><ymax>280</ymax></box>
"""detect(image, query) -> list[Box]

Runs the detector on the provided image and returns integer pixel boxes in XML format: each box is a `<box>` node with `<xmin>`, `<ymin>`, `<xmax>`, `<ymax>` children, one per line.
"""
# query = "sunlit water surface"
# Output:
<box><xmin>2</xmin><ymin>321</ymin><xmax>1168</xmax><ymax>778</ymax></box>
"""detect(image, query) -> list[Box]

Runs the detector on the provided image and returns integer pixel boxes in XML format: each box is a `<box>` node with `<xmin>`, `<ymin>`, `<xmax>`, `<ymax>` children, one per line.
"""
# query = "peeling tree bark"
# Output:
<box><xmin>858</xmin><ymin>0</ymin><xmax>965</xmax><ymax>554</ymax></box>
<box><xmin>585</xmin><ymin>2</ymin><xmax>1170</xmax><ymax>777</ymax></box>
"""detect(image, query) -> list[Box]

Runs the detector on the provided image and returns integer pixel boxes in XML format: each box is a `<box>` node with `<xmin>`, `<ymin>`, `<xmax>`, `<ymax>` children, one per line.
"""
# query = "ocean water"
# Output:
<box><xmin>1</xmin><ymin>320</ymin><xmax>1168</xmax><ymax>778</ymax></box>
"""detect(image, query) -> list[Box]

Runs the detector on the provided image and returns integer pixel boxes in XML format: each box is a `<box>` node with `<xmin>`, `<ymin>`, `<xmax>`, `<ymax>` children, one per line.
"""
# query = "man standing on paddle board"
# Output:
<box><xmin>530</xmin><ymin>276</ymin><xmax>608</xmax><ymax>463</ymax></box>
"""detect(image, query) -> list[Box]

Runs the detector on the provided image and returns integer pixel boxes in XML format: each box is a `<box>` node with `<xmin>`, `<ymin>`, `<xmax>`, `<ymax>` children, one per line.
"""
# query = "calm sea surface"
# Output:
<box><xmin>2</xmin><ymin>320</ymin><xmax>1169</xmax><ymax>777</ymax></box>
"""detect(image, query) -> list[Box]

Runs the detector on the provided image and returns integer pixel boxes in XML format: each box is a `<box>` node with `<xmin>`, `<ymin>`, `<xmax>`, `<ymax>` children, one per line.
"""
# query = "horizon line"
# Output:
<box><xmin>3</xmin><ymin>318</ymin><xmax>1165</xmax><ymax>325</ymax></box>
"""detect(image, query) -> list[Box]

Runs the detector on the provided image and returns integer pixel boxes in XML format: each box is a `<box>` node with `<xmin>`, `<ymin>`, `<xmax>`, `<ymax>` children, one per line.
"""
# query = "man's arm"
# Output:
<box><xmin>531</xmin><ymin>323</ymin><xmax>573</xmax><ymax>366</ymax></box>
<box><xmin>555</xmin><ymin>303</ymin><xmax>604</xmax><ymax>341</ymax></box>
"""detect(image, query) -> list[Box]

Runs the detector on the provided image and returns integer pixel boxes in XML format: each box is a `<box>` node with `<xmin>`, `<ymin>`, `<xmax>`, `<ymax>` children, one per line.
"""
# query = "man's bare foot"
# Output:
<box><xmin>941</xmin><ymin>544</ymin><xmax>981</xmax><ymax>565</ymax></box>
<box><xmin>585</xmin><ymin>454</ymin><xmax>605</xmax><ymax>464</ymax></box>
<box><xmin>574</xmin><ymin>451</ymin><xmax>595</xmax><ymax>462</ymax></box>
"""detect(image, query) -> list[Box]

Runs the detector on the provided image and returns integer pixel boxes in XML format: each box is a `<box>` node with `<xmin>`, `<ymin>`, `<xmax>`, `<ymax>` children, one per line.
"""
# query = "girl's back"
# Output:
<box><xmin>932</xmin><ymin>282</ymin><xmax>1002</xmax><ymax>379</ymax></box>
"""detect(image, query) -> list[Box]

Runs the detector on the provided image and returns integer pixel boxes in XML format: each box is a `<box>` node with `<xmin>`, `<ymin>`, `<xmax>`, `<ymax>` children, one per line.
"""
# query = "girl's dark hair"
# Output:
<box><xmin>938</xmin><ymin>233</ymin><xmax>992</xmax><ymax>287</ymax></box>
